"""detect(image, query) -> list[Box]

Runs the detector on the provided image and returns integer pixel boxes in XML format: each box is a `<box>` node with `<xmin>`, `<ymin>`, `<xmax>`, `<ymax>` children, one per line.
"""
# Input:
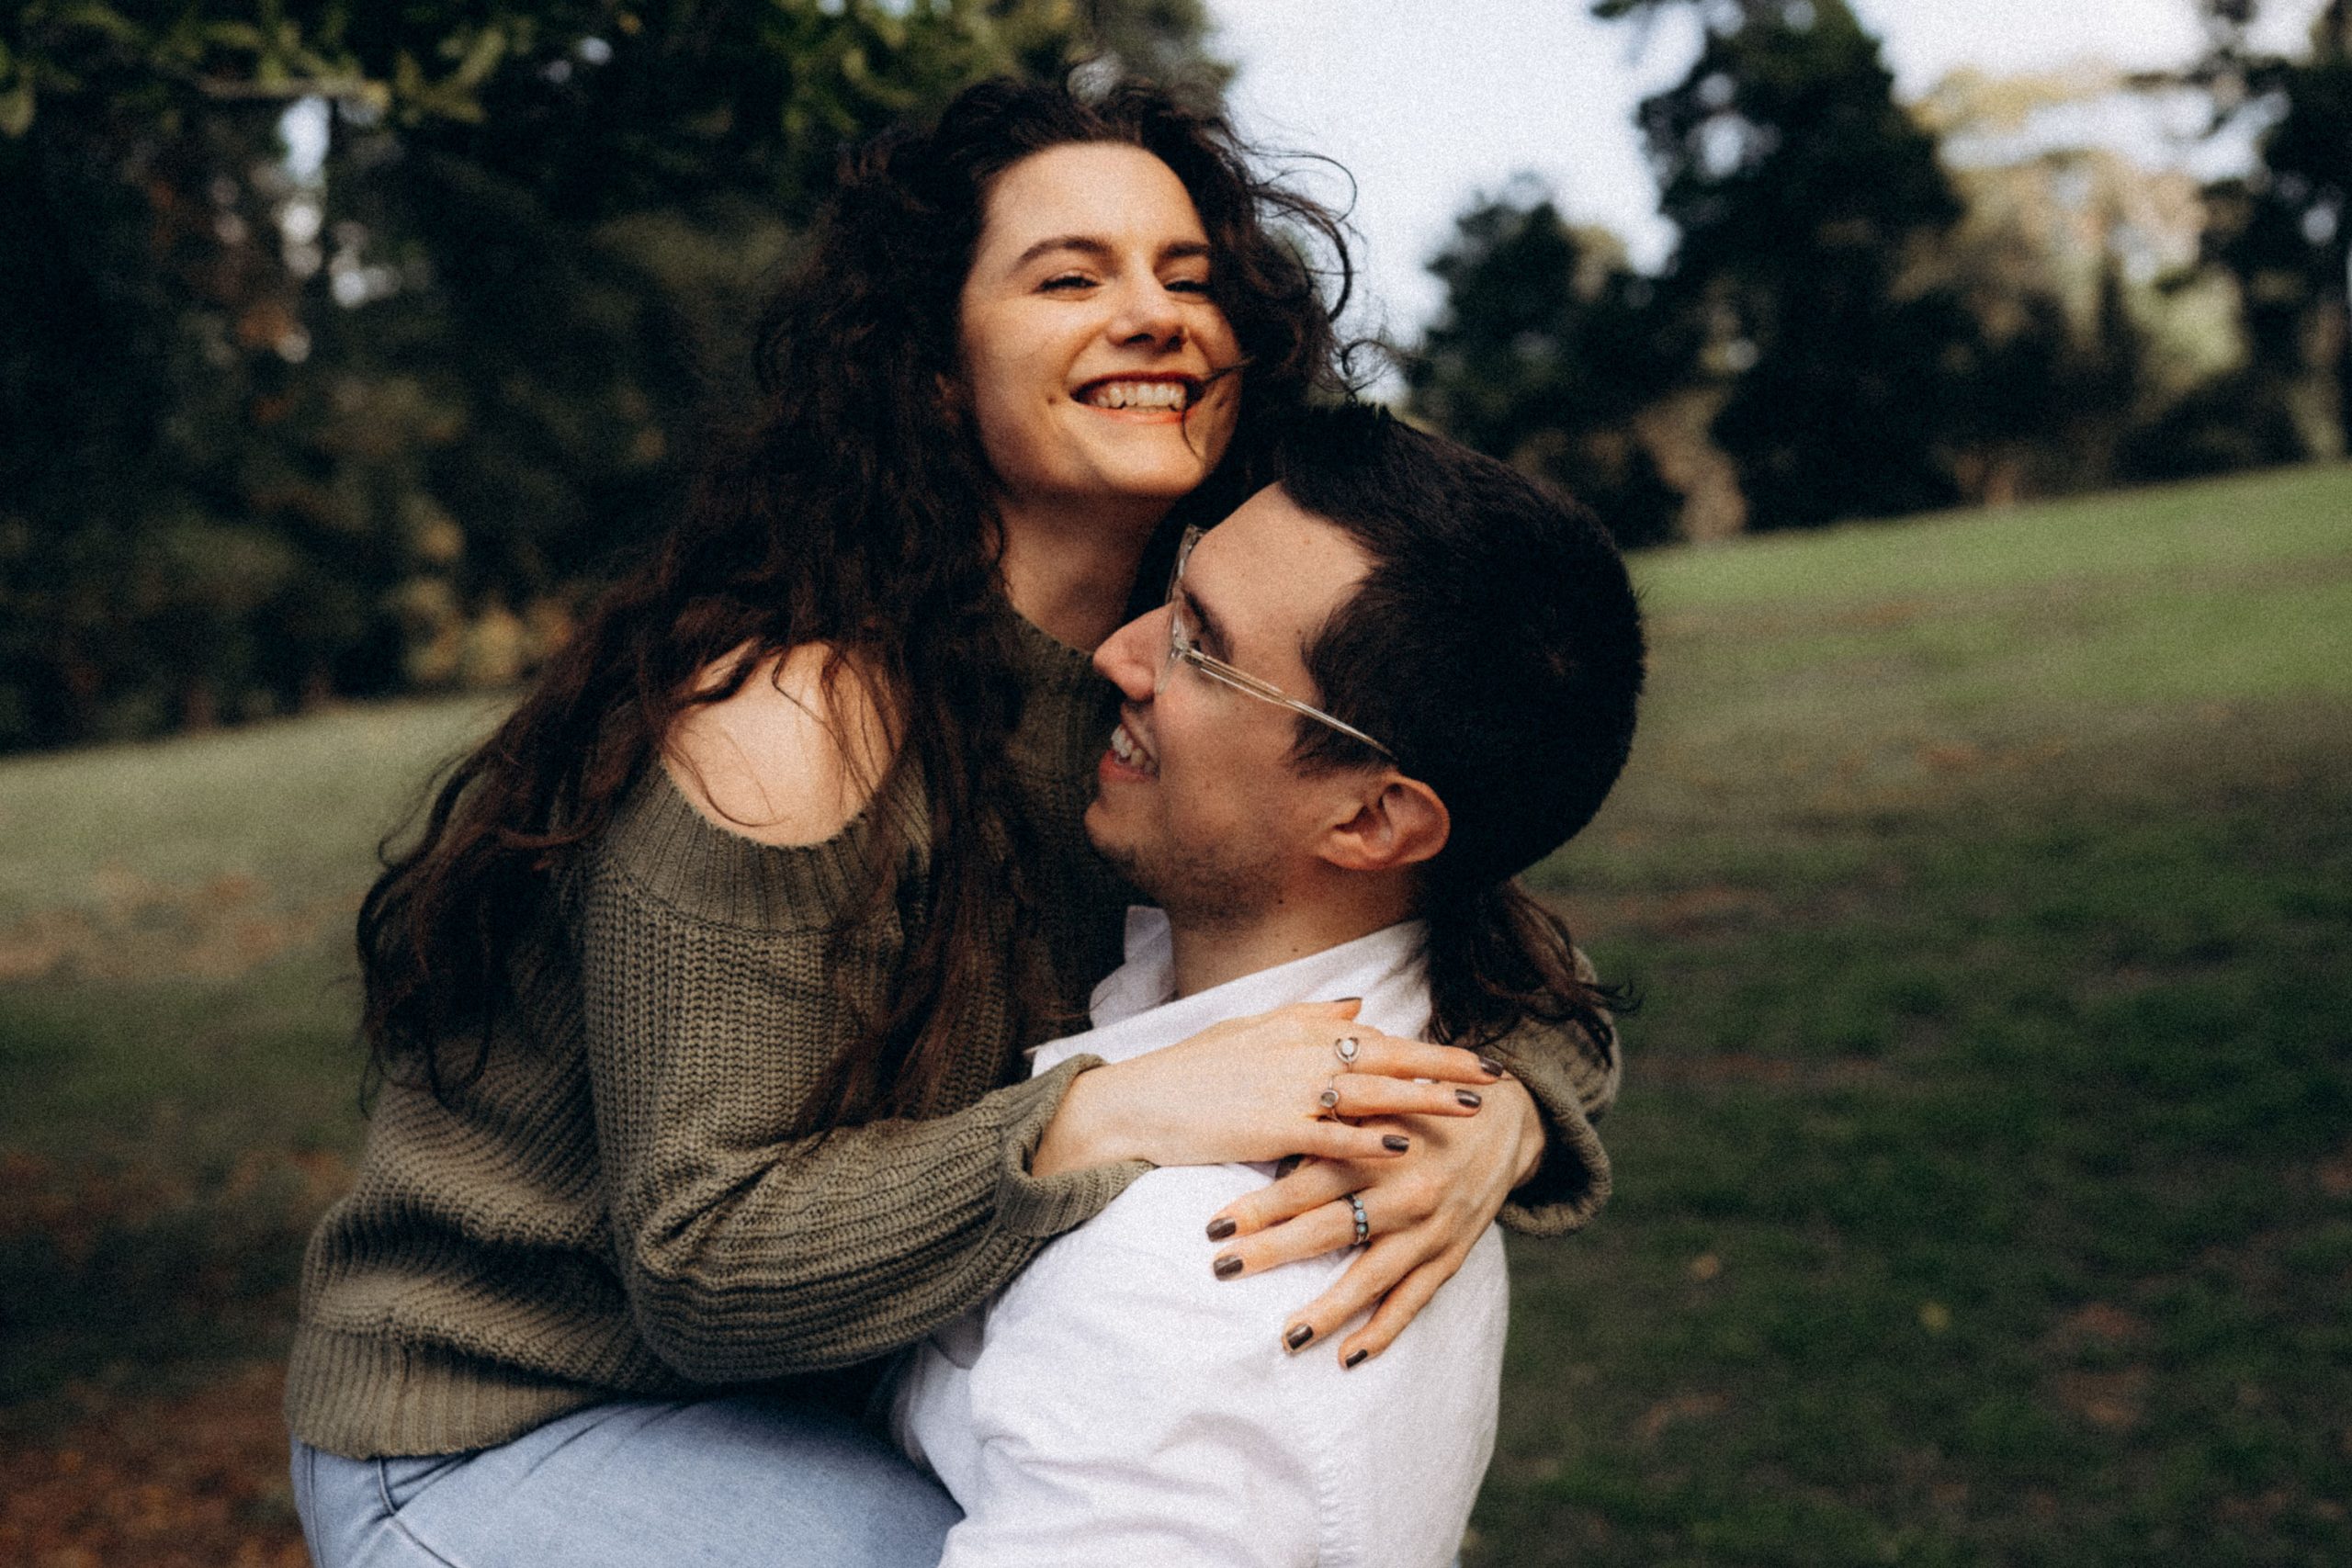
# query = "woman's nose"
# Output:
<box><xmin>1108</xmin><ymin>276</ymin><xmax>1186</xmax><ymax>348</ymax></box>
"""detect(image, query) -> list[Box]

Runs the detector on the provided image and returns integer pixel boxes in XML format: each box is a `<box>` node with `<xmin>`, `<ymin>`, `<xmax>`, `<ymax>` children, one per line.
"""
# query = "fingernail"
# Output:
<box><xmin>1332</xmin><ymin>996</ymin><xmax>1362</xmax><ymax>1005</ymax></box>
<box><xmin>1214</xmin><ymin>1255</ymin><xmax>1244</xmax><ymax>1280</ymax></box>
<box><xmin>1344</xmin><ymin>1348</ymin><xmax>1369</xmax><ymax>1370</ymax></box>
<box><xmin>1284</xmin><ymin>1324</ymin><xmax>1315</xmax><ymax>1351</ymax></box>
<box><xmin>1206</xmin><ymin>1216</ymin><xmax>1238</xmax><ymax>1241</ymax></box>
<box><xmin>1456</xmin><ymin>1089</ymin><xmax>1484</xmax><ymax>1109</ymax></box>
<box><xmin>1382</xmin><ymin>1134</ymin><xmax>1410</xmax><ymax>1152</ymax></box>
<box><xmin>1477</xmin><ymin>1055</ymin><xmax>1505</xmax><ymax>1076</ymax></box>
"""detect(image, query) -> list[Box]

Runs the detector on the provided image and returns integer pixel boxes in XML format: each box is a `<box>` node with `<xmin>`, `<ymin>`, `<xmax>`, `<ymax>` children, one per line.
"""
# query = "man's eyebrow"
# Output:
<box><xmin>1178</xmin><ymin>583</ymin><xmax>1234</xmax><ymax>660</ymax></box>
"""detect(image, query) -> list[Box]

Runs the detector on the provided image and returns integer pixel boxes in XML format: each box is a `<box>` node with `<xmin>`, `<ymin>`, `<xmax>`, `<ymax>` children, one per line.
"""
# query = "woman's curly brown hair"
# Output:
<box><xmin>356</xmin><ymin>74</ymin><xmax>1355</xmax><ymax>1127</ymax></box>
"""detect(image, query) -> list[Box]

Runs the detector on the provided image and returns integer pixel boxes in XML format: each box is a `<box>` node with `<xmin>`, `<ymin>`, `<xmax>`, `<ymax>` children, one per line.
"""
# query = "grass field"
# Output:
<box><xmin>4</xmin><ymin>464</ymin><xmax>2348</xmax><ymax>1565</ymax></box>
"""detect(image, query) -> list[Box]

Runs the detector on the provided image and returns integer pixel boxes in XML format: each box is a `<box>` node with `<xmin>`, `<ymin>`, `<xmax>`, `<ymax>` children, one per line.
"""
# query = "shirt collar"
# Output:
<box><xmin>1029</xmin><ymin>908</ymin><xmax>1432</xmax><ymax>1077</ymax></box>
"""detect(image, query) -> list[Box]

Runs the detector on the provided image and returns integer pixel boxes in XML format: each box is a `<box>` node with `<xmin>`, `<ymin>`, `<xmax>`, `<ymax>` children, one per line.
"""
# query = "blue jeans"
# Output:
<box><xmin>290</xmin><ymin>1396</ymin><xmax>961</xmax><ymax>1567</ymax></box>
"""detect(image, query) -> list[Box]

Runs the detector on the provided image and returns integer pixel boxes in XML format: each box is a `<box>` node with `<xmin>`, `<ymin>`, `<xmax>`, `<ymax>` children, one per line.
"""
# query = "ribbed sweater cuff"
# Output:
<box><xmin>286</xmin><ymin>1327</ymin><xmax>608</xmax><ymax>1460</ymax></box>
<box><xmin>1490</xmin><ymin>1031</ymin><xmax>1615</xmax><ymax>1238</ymax></box>
<box><xmin>993</xmin><ymin>1055</ymin><xmax>1152</xmax><ymax>1238</ymax></box>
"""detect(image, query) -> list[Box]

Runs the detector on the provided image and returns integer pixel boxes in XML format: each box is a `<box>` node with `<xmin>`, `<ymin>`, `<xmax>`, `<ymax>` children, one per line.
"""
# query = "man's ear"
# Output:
<box><xmin>1322</xmin><ymin>774</ymin><xmax>1451</xmax><ymax>874</ymax></box>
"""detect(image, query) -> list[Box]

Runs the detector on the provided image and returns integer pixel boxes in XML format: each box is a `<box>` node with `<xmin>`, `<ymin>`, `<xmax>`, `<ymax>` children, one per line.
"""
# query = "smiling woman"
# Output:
<box><xmin>283</xmin><ymin>74</ymin><xmax>1618</xmax><ymax>1568</ymax></box>
<box><xmin>958</xmin><ymin>144</ymin><xmax>1243</xmax><ymax>543</ymax></box>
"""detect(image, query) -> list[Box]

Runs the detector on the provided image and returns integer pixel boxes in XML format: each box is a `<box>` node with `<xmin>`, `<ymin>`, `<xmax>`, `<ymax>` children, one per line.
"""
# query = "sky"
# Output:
<box><xmin>1205</xmin><ymin>0</ymin><xmax>2333</xmax><ymax>367</ymax></box>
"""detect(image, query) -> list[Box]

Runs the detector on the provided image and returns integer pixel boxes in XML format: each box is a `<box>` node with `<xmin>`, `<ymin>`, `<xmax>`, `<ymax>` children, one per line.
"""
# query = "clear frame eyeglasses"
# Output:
<box><xmin>1159</xmin><ymin>524</ymin><xmax>1397</xmax><ymax>762</ymax></box>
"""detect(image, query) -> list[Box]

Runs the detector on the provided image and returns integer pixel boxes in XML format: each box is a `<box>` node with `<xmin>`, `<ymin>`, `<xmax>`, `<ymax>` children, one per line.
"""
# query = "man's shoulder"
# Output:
<box><xmin>994</xmin><ymin>1164</ymin><xmax>1342</xmax><ymax>1337</ymax></box>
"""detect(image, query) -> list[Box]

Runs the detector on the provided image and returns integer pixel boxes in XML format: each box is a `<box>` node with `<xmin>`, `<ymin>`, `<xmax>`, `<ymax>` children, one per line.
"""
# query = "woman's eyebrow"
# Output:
<box><xmin>1013</xmin><ymin>235</ymin><xmax>1113</xmax><ymax>269</ymax></box>
<box><xmin>1012</xmin><ymin>236</ymin><xmax>1212</xmax><ymax>269</ymax></box>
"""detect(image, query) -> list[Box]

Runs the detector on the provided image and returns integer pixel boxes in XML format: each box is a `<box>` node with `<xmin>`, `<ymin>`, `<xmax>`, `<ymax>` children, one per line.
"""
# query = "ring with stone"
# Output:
<box><xmin>1333</xmin><ymin>1034</ymin><xmax>1361</xmax><ymax>1067</ymax></box>
<box><xmin>1318</xmin><ymin>1076</ymin><xmax>1341</xmax><ymax>1112</ymax></box>
<box><xmin>1346</xmin><ymin>1192</ymin><xmax>1370</xmax><ymax>1247</ymax></box>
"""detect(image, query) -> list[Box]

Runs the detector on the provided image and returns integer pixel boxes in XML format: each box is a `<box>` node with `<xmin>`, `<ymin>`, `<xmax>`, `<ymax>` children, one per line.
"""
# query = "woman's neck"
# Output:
<box><xmin>995</xmin><ymin>497</ymin><xmax>1166</xmax><ymax>651</ymax></box>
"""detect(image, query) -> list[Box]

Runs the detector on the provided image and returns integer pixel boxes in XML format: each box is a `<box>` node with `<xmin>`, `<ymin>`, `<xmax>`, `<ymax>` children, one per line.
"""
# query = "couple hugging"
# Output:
<box><xmin>288</xmin><ymin>73</ymin><xmax>1639</xmax><ymax>1568</ymax></box>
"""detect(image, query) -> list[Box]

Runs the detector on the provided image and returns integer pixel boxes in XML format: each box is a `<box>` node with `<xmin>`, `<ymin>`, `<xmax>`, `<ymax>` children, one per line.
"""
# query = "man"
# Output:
<box><xmin>891</xmin><ymin>403</ymin><xmax>1645</xmax><ymax>1566</ymax></box>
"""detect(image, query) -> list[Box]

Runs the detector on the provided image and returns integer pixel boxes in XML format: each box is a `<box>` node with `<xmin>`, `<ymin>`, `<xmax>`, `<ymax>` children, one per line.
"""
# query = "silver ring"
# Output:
<box><xmin>1334</xmin><ymin>1034</ymin><xmax>1361</xmax><ymax>1066</ymax></box>
<box><xmin>1318</xmin><ymin>1077</ymin><xmax>1340</xmax><ymax>1111</ymax></box>
<box><xmin>1346</xmin><ymin>1192</ymin><xmax>1370</xmax><ymax>1247</ymax></box>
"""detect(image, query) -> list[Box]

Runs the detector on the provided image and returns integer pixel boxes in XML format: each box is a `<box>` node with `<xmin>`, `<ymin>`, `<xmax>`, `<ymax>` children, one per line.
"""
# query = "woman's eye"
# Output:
<box><xmin>1166</xmin><ymin>276</ymin><xmax>1213</xmax><ymax>295</ymax></box>
<box><xmin>1040</xmin><ymin>273</ymin><xmax>1095</xmax><ymax>292</ymax></box>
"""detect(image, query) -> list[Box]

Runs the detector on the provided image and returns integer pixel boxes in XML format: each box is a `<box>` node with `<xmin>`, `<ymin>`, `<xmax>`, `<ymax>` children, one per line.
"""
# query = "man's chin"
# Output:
<box><xmin>1082</xmin><ymin>809</ymin><xmax>1160</xmax><ymax>901</ymax></box>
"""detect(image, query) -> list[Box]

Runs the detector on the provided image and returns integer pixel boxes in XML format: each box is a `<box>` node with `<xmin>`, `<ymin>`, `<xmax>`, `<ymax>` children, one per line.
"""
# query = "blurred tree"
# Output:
<box><xmin>0</xmin><ymin>0</ymin><xmax>1224</xmax><ymax>750</ymax></box>
<box><xmin>2163</xmin><ymin>0</ymin><xmax>2351</xmax><ymax>468</ymax></box>
<box><xmin>1598</xmin><ymin>0</ymin><xmax>1979</xmax><ymax>530</ymax></box>
<box><xmin>1405</xmin><ymin>190</ymin><xmax>1690</xmax><ymax>547</ymax></box>
<box><xmin>1915</xmin><ymin>69</ymin><xmax>2233</xmax><ymax>502</ymax></box>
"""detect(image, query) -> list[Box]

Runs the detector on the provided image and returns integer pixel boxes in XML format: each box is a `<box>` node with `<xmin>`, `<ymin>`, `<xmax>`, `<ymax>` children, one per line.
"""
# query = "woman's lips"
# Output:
<box><xmin>1073</xmin><ymin>375</ymin><xmax>1202</xmax><ymax>413</ymax></box>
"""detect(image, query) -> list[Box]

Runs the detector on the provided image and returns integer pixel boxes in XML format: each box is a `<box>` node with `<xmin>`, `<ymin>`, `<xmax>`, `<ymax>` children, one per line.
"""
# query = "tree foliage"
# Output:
<box><xmin>1405</xmin><ymin>192</ymin><xmax>1688</xmax><ymax>548</ymax></box>
<box><xmin>1413</xmin><ymin>0</ymin><xmax>2212</xmax><ymax>542</ymax></box>
<box><xmin>1623</xmin><ymin>0</ymin><xmax>1981</xmax><ymax>529</ymax></box>
<box><xmin>2163</xmin><ymin>0</ymin><xmax>2351</xmax><ymax>468</ymax></box>
<box><xmin>0</xmin><ymin>1</ymin><xmax>1224</xmax><ymax>750</ymax></box>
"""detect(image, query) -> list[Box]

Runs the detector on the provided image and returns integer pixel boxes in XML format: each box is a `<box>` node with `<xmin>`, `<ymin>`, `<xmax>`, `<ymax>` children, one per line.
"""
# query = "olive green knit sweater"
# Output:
<box><xmin>287</xmin><ymin>612</ymin><xmax>1616</xmax><ymax>1460</ymax></box>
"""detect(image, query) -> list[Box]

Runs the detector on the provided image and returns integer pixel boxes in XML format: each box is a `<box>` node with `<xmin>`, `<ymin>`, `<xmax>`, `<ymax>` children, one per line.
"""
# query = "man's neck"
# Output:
<box><xmin>996</xmin><ymin>495</ymin><xmax>1165</xmax><ymax>652</ymax></box>
<box><xmin>1166</xmin><ymin>874</ymin><xmax>1415</xmax><ymax>999</ymax></box>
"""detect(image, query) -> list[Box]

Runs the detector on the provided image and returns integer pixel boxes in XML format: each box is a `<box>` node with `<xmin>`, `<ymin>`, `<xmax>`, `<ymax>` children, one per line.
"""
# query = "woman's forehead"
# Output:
<box><xmin>969</xmin><ymin>143</ymin><xmax>1208</xmax><ymax>271</ymax></box>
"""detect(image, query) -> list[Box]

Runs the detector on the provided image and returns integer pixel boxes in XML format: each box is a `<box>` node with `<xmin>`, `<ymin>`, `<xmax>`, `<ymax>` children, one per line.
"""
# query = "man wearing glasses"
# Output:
<box><xmin>890</xmin><ymin>402</ymin><xmax>1645</xmax><ymax>1567</ymax></box>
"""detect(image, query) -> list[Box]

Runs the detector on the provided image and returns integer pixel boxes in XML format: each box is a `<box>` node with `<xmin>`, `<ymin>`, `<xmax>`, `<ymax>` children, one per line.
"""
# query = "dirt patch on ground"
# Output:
<box><xmin>0</xmin><ymin>1362</ymin><xmax>307</xmax><ymax>1568</ymax></box>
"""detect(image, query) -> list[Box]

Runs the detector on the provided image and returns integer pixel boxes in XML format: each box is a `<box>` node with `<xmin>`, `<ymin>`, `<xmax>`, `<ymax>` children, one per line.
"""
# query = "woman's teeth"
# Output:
<box><xmin>1081</xmin><ymin>380</ymin><xmax>1191</xmax><ymax>412</ymax></box>
<box><xmin>1109</xmin><ymin>721</ymin><xmax>1157</xmax><ymax>775</ymax></box>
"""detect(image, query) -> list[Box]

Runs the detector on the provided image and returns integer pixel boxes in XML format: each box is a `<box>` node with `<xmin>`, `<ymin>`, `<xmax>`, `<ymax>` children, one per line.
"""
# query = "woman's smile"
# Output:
<box><xmin>1072</xmin><ymin>373</ymin><xmax>1204</xmax><ymax>416</ymax></box>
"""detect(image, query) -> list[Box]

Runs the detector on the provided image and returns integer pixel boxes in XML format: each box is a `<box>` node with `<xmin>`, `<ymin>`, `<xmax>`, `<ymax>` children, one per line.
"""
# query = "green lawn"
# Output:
<box><xmin>2</xmin><ymin>463</ymin><xmax>2347</xmax><ymax>1563</ymax></box>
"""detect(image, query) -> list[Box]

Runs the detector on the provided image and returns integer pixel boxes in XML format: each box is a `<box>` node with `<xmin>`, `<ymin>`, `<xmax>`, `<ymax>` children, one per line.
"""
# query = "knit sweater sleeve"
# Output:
<box><xmin>578</xmin><ymin>767</ymin><xmax>1147</xmax><ymax>1382</ymax></box>
<box><xmin>1485</xmin><ymin>943</ymin><xmax>1621</xmax><ymax>1237</ymax></box>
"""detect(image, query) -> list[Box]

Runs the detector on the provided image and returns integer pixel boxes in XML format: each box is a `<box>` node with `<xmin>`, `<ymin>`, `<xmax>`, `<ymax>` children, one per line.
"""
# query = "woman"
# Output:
<box><xmin>288</xmin><ymin>75</ymin><xmax>1617</xmax><ymax>1567</ymax></box>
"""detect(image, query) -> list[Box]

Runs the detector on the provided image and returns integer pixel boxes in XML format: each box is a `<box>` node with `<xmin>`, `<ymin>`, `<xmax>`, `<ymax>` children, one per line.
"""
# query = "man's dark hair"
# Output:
<box><xmin>1274</xmin><ymin>402</ymin><xmax>1645</xmax><ymax>1061</ymax></box>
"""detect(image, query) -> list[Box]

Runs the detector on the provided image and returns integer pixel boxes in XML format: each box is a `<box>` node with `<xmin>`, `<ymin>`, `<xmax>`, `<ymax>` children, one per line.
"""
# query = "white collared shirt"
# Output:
<box><xmin>890</xmin><ymin>909</ymin><xmax>1508</xmax><ymax>1567</ymax></box>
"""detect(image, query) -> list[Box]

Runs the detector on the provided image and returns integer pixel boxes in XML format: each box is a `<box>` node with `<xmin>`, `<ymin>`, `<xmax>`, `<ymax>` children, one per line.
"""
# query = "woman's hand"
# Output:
<box><xmin>1031</xmin><ymin>999</ymin><xmax>1502</xmax><ymax>1176</ymax></box>
<box><xmin>1202</xmin><ymin>1075</ymin><xmax>1545</xmax><ymax>1367</ymax></box>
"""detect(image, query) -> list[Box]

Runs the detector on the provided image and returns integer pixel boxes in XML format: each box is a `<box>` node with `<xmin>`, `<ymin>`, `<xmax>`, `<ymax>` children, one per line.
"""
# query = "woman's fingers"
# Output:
<box><xmin>1206</xmin><ymin>1143</ymin><xmax>1443</xmax><ymax>1276</ymax></box>
<box><xmin>1208</xmin><ymin>1190</ymin><xmax>1361</xmax><ymax>1280</ymax></box>
<box><xmin>1342</xmin><ymin>1034</ymin><xmax>1504</xmax><ymax>1088</ymax></box>
<box><xmin>1292</xmin><ymin>1118</ymin><xmax>1419</xmax><ymax>1164</ymax></box>
<box><xmin>1324</xmin><ymin>1073</ymin><xmax>1486</xmax><ymax>1120</ymax></box>
<box><xmin>1206</xmin><ymin>1156</ymin><xmax>1356</xmax><ymax>1240</ymax></box>
<box><xmin>1331</xmin><ymin>1247</ymin><xmax>1458</xmax><ymax>1365</ymax></box>
<box><xmin>1274</xmin><ymin>1233</ymin><xmax>1425</xmax><ymax>1359</ymax></box>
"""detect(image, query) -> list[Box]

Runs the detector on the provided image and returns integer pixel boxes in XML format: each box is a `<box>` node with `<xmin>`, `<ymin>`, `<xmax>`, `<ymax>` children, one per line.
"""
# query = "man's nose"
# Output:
<box><xmin>1092</xmin><ymin>606</ymin><xmax>1166</xmax><ymax>698</ymax></box>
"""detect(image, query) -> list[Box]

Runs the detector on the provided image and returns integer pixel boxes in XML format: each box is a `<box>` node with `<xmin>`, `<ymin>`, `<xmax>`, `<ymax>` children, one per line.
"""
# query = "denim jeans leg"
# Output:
<box><xmin>291</xmin><ymin>1396</ymin><xmax>962</xmax><ymax>1568</ymax></box>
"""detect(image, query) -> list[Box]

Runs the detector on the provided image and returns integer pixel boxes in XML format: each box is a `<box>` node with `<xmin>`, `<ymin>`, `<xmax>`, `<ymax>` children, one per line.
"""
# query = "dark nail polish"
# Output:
<box><xmin>1477</xmin><ymin>1055</ymin><xmax>1506</xmax><ymax>1076</ymax></box>
<box><xmin>1333</xmin><ymin>996</ymin><xmax>1362</xmax><ymax>1005</ymax></box>
<box><xmin>1456</xmin><ymin>1089</ymin><xmax>1484</xmax><ymax>1109</ymax></box>
<box><xmin>1284</xmin><ymin>1324</ymin><xmax>1315</xmax><ymax>1351</ymax></box>
<box><xmin>1206</xmin><ymin>1216</ymin><xmax>1238</xmax><ymax>1242</ymax></box>
<box><xmin>1214</xmin><ymin>1255</ymin><xmax>1244</xmax><ymax>1280</ymax></box>
<box><xmin>1382</xmin><ymin>1134</ymin><xmax>1410</xmax><ymax>1152</ymax></box>
<box><xmin>1344</xmin><ymin>1348</ymin><xmax>1369</xmax><ymax>1370</ymax></box>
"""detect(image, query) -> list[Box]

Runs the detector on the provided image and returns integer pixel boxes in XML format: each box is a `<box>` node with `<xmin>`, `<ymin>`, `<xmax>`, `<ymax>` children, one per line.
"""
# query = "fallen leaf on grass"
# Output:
<box><xmin>2048</xmin><ymin>1302</ymin><xmax>2153</xmax><ymax>1352</ymax></box>
<box><xmin>1634</xmin><ymin>1391</ymin><xmax>1727</xmax><ymax>1442</ymax></box>
<box><xmin>2053</xmin><ymin>1367</ymin><xmax>2151</xmax><ymax>1432</ymax></box>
